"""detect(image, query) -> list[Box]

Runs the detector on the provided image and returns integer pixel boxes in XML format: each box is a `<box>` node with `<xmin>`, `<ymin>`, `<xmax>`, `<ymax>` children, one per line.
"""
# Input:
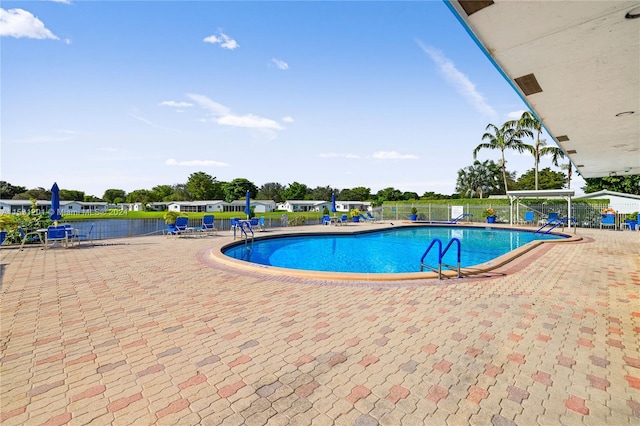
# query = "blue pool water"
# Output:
<box><xmin>222</xmin><ymin>226</ymin><xmax>566</xmax><ymax>274</ymax></box>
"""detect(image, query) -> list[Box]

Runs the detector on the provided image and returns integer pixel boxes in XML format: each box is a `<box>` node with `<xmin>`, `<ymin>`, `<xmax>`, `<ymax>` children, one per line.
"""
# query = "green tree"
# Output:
<box><xmin>512</xmin><ymin>111</ymin><xmax>546</xmax><ymax>189</ymax></box>
<box><xmin>150</xmin><ymin>185</ymin><xmax>174</xmax><ymax>202</ymax></box>
<box><xmin>338</xmin><ymin>187</ymin><xmax>371</xmax><ymax>202</ymax></box>
<box><xmin>0</xmin><ymin>181</ymin><xmax>27</xmax><ymax>199</ymax></box>
<box><xmin>84</xmin><ymin>195</ymin><xmax>103</xmax><ymax>202</ymax></box>
<box><xmin>539</xmin><ymin>144</ymin><xmax>568</xmax><ymax>187</ymax></box>
<box><xmin>583</xmin><ymin>175</ymin><xmax>640</xmax><ymax>195</ymax></box>
<box><xmin>257</xmin><ymin>182</ymin><xmax>285</xmax><ymax>203</ymax></box>
<box><xmin>13</xmin><ymin>187</ymin><xmax>51</xmax><ymax>200</ymax></box>
<box><xmin>309</xmin><ymin>186</ymin><xmax>335</xmax><ymax>201</ymax></box>
<box><xmin>59</xmin><ymin>189</ymin><xmax>85</xmax><ymax>201</ymax></box>
<box><xmin>185</xmin><ymin>172</ymin><xmax>217</xmax><ymax>200</ymax></box>
<box><xmin>126</xmin><ymin>189</ymin><xmax>153</xmax><ymax>204</ymax></box>
<box><xmin>455</xmin><ymin>160</ymin><xmax>502</xmax><ymax>198</ymax></box>
<box><xmin>374</xmin><ymin>187</ymin><xmax>404</xmax><ymax>203</ymax></box>
<box><xmin>402</xmin><ymin>192</ymin><xmax>419</xmax><ymax>201</ymax></box>
<box><xmin>103</xmin><ymin>189</ymin><xmax>126</xmax><ymax>204</ymax></box>
<box><xmin>474</xmin><ymin>122</ymin><xmax>533</xmax><ymax>193</ymax></box>
<box><xmin>169</xmin><ymin>184</ymin><xmax>190</xmax><ymax>201</ymax></box>
<box><xmin>222</xmin><ymin>178</ymin><xmax>258</xmax><ymax>202</ymax></box>
<box><xmin>282</xmin><ymin>182</ymin><xmax>309</xmax><ymax>201</ymax></box>
<box><xmin>561</xmin><ymin>163</ymin><xmax>574</xmax><ymax>189</ymax></box>
<box><xmin>421</xmin><ymin>191</ymin><xmax>451</xmax><ymax>200</ymax></box>
<box><xmin>516</xmin><ymin>167</ymin><xmax>566</xmax><ymax>190</ymax></box>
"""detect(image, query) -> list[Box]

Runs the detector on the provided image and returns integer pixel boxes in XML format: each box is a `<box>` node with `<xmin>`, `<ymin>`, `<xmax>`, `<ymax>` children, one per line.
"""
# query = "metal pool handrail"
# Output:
<box><xmin>420</xmin><ymin>238</ymin><xmax>461</xmax><ymax>279</ymax></box>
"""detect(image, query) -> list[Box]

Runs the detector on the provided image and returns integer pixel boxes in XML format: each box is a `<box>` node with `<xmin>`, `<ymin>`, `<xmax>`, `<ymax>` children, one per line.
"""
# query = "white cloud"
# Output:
<box><xmin>372</xmin><ymin>151</ymin><xmax>419</xmax><ymax>160</ymax></box>
<box><xmin>50</xmin><ymin>0</ymin><xmax>72</xmax><ymax>4</ymax></box>
<box><xmin>165</xmin><ymin>158</ymin><xmax>229</xmax><ymax>167</ymax></box>
<box><xmin>186</xmin><ymin>93</ymin><xmax>230</xmax><ymax>116</ymax></box>
<box><xmin>506</xmin><ymin>110</ymin><xmax>526</xmax><ymax>119</ymax></box>
<box><xmin>160</xmin><ymin>101</ymin><xmax>193</xmax><ymax>108</ymax></box>
<box><xmin>416</xmin><ymin>40</ymin><xmax>497</xmax><ymax>118</ymax></box>
<box><xmin>216</xmin><ymin>114</ymin><xmax>284</xmax><ymax>130</ymax></box>
<box><xmin>203</xmin><ymin>31</ymin><xmax>238</xmax><ymax>50</ymax></box>
<box><xmin>0</xmin><ymin>8</ymin><xmax>59</xmax><ymax>39</ymax></box>
<box><xmin>282</xmin><ymin>116</ymin><xmax>294</xmax><ymax>123</ymax></box>
<box><xmin>271</xmin><ymin>58</ymin><xmax>289</xmax><ymax>70</ymax></box>
<box><xmin>319</xmin><ymin>152</ymin><xmax>361</xmax><ymax>159</ymax></box>
<box><xmin>187</xmin><ymin>93</ymin><xmax>285</xmax><ymax>131</ymax></box>
<box><xmin>129</xmin><ymin>113</ymin><xmax>181</xmax><ymax>132</ymax></box>
<box><xmin>99</xmin><ymin>147</ymin><xmax>118</xmax><ymax>152</ymax></box>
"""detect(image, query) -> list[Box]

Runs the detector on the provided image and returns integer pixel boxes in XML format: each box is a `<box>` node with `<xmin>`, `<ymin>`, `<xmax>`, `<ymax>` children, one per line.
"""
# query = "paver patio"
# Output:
<box><xmin>1</xmin><ymin>225</ymin><xmax>638</xmax><ymax>425</ymax></box>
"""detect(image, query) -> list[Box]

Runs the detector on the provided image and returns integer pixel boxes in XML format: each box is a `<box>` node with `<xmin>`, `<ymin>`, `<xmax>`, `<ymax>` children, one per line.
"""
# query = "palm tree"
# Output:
<box><xmin>541</xmin><ymin>145</ymin><xmax>569</xmax><ymax>188</ymax></box>
<box><xmin>516</xmin><ymin>111</ymin><xmax>543</xmax><ymax>189</ymax></box>
<box><xmin>561</xmin><ymin>164</ymin><xmax>573</xmax><ymax>189</ymax></box>
<box><xmin>474</xmin><ymin>122</ymin><xmax>533</xmax><ymax>194</ymax></box>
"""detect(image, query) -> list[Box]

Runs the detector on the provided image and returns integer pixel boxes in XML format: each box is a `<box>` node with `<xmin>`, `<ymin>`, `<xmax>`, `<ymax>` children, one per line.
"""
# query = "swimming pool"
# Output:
<box><xmin>221</xmin><ymin>226</ymin><xmax>567</xmax><ymax>275</ymax></box>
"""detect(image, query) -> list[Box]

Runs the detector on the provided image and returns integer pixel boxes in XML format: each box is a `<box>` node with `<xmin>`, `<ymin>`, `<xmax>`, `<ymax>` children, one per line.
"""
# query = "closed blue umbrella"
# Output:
<box><xmin>331</xmin><ymin>193</ymin><xmax>337</xmax><ymax>215</ymax></box>
<box><xmin>244</xmin><ymin>190</ymin><xmax>251</xmax><ymax>219</ymax></box>
<box><xmin>50</xmin><ymin>182</ymin><xmax>62</xmax><ymax>223</ymax></box>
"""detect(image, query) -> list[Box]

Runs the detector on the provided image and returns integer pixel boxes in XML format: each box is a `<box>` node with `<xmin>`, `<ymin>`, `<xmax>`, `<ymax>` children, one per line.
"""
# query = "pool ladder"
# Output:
<box><xmin>420</xmin><ymin>238</ymin><xmax>461</xmax><ymax>280</ymax></box>
<box><xmin>233</xmin><ymin>220</ymin><xmax>255</xmax><ymax>247</ymax></box>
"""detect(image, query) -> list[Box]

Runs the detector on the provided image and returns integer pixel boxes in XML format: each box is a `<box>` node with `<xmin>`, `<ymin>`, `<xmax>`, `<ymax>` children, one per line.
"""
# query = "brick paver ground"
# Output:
<box><xmin>1</xmin><ymin>225</ymin><xmax>638</xmax><ymax>425</ymax></box>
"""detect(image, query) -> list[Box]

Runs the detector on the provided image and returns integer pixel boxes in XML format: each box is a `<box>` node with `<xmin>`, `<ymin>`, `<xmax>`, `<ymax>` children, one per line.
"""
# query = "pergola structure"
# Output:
<box><xmin>506</xmin><ymin>189</ymin><xmax>576</xmax><ymax>228</ymax></box>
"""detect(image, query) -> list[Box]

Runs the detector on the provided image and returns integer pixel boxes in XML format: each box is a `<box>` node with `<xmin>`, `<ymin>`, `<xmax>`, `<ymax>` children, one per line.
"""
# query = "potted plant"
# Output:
<box><xmin>350</xmin><ymin>209</ymin><xmax>361</xmax><ymax>223</ymax></box>
<box><xmin>163</xmin><ymin>210</ymin><xmax>182</xmax><ymax>224</ymax></box>
<box><xmin>163</xmin><ymin>210</ymin><xmax>186</xmax><ymax>233</ymax></box>
<box><xmin>482</xmin><ymin>207</ymin><xmax>497</xmax><ymax>223</ymax></box>
<box><xmin>0</xmin><ymin>214</ymin><xmax>14</xmax><ymax>245</ymax></box>
<box><xmin>410</xmin><ymin>207</ymin><xmax>418</xmax><ymax>221</ymax></box>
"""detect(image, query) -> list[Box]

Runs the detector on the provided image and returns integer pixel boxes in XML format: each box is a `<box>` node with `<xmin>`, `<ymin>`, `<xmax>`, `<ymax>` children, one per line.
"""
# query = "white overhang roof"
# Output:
<box><xmin>507</xmin><ymin>189</ymin><xmax>575</xmax><ymax>199</ymax></box>
<box><xmin>446</xmin><ymin>0</ymin><xmax>640</xmax><ymax>179</ymax></box>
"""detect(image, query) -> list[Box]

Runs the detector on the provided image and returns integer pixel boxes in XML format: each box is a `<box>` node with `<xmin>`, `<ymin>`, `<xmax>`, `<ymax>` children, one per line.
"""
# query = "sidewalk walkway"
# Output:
<box><xmin>1</xmin><ymin>227</ymin><xmax>638</xmax><ymax>425</ymax></box>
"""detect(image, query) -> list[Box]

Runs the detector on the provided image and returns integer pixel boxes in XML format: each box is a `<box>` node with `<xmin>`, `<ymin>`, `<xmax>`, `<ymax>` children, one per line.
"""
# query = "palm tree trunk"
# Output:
<box><xmin>534</xmin><ymin>130</ymin><xmax>541</xmax><ymax>190</ymax></box>
<box><xmin>501</xmin><ymin>151</ymin><xmax>508</xmax><ymax>194</ymax></box>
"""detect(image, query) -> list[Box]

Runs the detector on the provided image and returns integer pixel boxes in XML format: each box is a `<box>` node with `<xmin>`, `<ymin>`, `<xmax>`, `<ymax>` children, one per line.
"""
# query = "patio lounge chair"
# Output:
<box><xmin>322</xmin><ymin>215</ymin><xmax>331</xmax><ymax>226</ymax></box>
<box><xmin>547</xmin><ymin>212</ymin><xmax>560</xmax><ymax>223</ymax></box>
<box><xmin>75</xmin><ymin>223</ymin><xmax>94</xmax><ymax>244</ymax></box>
<box><xmin>197</xmin><ymin>215</ymin><xmax>217</xmax><ymax>235</ymax></box>
<box><xmin>165</xmin><ymin>216</ymin><xmax>190</xmax><ymax>237</ymax></box>
<box><xmin>600</xmin><ymin>213</ymin><xmax>616</xmax><ymax>230</ymax></box>
<box><xmin>45</xmin><ymin>226</ymin><xmax>70</xmax><ymax>249</ymax></box>
<box><xmin>19</xmin><ymin>227</ymin><xmax>43</xmax><ymax>250</ymax></box>
<box><xmin>367</xmin><ymin>212</ymin><xmax>380</xmax><ymax>222</ymax></box>
<box><xmin>249</xmin><ymin>217</ymin><xmax>265</xmax><ymax>232</ymax></box>
<box><xmin>338</xmin><ymin>214</ymin><xmax>348</xmax><ymax>225</ymax></box>
<box><xmin>523</xmin><ymin>211</ymin><xmax>535</xmax><ymax>226</ymax></box>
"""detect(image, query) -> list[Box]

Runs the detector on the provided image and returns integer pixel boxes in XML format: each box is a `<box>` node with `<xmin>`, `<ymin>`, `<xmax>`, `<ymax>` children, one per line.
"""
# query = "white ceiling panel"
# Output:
<box><xmin>447</xmin><ymin>0</ymin><xmax>640</xmax><ymax>178</ymax></box>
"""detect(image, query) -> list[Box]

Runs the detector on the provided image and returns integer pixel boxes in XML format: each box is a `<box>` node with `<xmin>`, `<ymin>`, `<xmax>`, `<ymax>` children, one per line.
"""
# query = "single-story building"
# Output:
<box><xmin>277</xmin><ymin>200</ymin><xmax>330</xmax><ymax>213</ymax></box>
<box><xmin>277</xmin><ymin>200</ymin><xmax>373</xmax><ymax>213</ymax></box>
<box><xmin>337</xmin><ymin>201</ymin><xmax>372</xmax><ymax>213</ymax></box>
<box><xmin>168</xmin><ymin>201</ymin><xmax>226</xmax><ymax>213</ymax></box>
<box><xmin>574</xmin><ymin>190</ymin><xmax>640</xmax><ymax>214</ymax></box>
<box><xmin>167</xmin><ymin>200</ymin><xmax>276</xmax><ymax>214</ymax></box>
<box><xmin>0</xmin><ymin>199</ymin><xmax>109</xmax><ymax>214</ymax></box>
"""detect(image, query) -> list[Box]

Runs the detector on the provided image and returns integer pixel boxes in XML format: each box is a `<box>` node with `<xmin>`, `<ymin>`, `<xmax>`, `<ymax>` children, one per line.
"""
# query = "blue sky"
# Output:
<box><xmin>1</xmin><ymin>1</ymin><xmax>583</xmax><ymax>198</ymax></box>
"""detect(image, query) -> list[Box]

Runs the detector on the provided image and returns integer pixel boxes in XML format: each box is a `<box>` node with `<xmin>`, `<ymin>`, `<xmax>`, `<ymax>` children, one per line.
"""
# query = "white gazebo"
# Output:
<box><xmin>506</xmin><ymin>189</ymin><xmax>576</xmax><ymax>228</ymax></box>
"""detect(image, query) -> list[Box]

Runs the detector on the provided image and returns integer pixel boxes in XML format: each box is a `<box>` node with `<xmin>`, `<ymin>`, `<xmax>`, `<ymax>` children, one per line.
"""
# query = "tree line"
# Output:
<box><xmin>2</xmin><ymin>111</ymin><xmax>638</xmax><ymax>203</ymax></box>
